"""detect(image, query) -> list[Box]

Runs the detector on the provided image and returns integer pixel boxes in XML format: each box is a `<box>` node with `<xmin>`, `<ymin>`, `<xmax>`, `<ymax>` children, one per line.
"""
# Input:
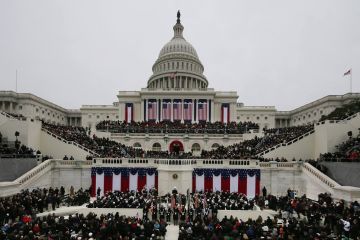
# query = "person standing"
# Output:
<box><xmin>262</xmin><ymin>186</ymin><xmax>267</xmax><ymax>197</ymax></box>
<box><xmin>96</xmin><ymin>187</ymin><xmax>101</xmax><ymax>198</ymax></box>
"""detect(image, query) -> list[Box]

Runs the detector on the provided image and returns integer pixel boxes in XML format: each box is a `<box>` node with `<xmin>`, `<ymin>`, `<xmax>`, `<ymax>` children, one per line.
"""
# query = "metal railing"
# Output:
<box><xmin>41</xmin><ymin>128</ymin><xmax>100</xmax><ymax>157</ymax></box>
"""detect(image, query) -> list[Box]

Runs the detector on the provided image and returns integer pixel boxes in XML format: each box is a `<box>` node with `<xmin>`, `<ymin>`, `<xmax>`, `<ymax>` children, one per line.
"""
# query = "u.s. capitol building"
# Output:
<box><xmin>0</xmin><ymin>12</ymin><xmax>359</xmax><ymax>153</ymax></box>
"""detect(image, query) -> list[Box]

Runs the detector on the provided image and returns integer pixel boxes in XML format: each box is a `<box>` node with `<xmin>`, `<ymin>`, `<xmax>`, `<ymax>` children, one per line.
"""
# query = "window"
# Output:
<box><xmin>256</xmin><ymin>116</ymin><xmax>260</xmax><ymax>120</ymax></box>
<box><xmin>36</xmin><ymin>108</ymin><xmax>39</xmax><ymax>112</ymax></box>
<box><xmin>152</xmin><ymin>143</ymin><xmax>161</xmax><ymax>151</ymax></box>
<box><xmin>211</xmin><ymin>143</ymin><xmax>220</xmax><ymax>149</ymax></box>
<box><xmin>97</xmin><ymin>115</ymin><xmax>99</xmax><ymax>119</ymax></box>
<box><xmin>107</xmin><ymin>116</ymin><xmax>109</xmax><ymax>119</ymax></box>
<box><xmin>191</xmin><ymin>143</ymin><xmax>201</xmax><ymax>152</ymax></box>
<box><xmin>19</xmin><ymin>106</ymin><xmax>22</xmax><ymax>110</ymax></box>
<box><xmin>116</xmin><ymin>115</ymin><xmax>119</xmax><ymax>119</ymax></box>
<box><xmin>133</xmin><ymin>142</ymin><xmax>142</xmax><ymax>148</ymax></box>
<box><xmin>265</xmin><ymin>116</ymin><xmax>268</xmax><ymax>120</ymax></box>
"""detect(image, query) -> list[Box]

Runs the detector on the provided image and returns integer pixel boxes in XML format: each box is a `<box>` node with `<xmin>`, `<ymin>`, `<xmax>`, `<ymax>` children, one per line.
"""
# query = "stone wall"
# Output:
<box><xmin>0</xmin><ymin>158</ymin><xmax>38</xmax><ymax>181</ymax></box>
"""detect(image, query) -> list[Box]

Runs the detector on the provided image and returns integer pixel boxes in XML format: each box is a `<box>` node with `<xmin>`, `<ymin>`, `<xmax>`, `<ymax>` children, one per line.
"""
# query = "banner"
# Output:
<box><xmin>198</xmin><ymin>99</ymin><xmax>207</xmax><ymax>121</ymax></box>
<box><xmin>91</xmin><ymin>167</ymin><xmax>158</xmax><ymax>197</ymax></box>
<box><xmin>125</xmin><ymin>103</ymin><xmax>133</xmax><ymax>123</ymax></box>
<box><xmin>192</xmin><ymin>168</ymin><xmax>260</xmax><ymax>198</ymax></box>
<box><xmin>147</xmin><ymin>100</ymin><xmax>157</xmax><ymax>121</ymax></box>
<box><xmin>221</xmin><ymin>103</ymin><xmax>230</xmax><ymax>124</ymax></box>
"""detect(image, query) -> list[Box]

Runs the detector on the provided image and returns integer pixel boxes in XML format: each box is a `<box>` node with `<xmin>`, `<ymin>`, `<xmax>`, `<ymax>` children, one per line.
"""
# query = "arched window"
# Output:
<box><xmin>211</xmin><ymin>143</ymin><xmax>220</xmax><ymax>149</ymax></box>
<box><xmin>133</xmin><ymin>142</ymin><xmax>142</xmax><ymax>148</ymax></box>
<box><xmin>191</xmin><ymin>143</ymin><xmax>201</xmax><ymax>152</ymax></box>
<box><xmin>152</xmin><ymin>142</ymin><xmax>162</xmax><ymax>151</ymax></box>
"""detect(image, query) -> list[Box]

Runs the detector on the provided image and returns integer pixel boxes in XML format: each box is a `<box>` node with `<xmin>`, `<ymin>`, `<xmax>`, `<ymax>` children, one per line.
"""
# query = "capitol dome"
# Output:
<box><xmin>158</xmin><ymin>37</ymin><xmax>199</xmax><ymax>59</ymax></box>
<box><xmin>147</xmin><ymin>11</ymin><xmax>208</xmax><ymax>90</ymax></box>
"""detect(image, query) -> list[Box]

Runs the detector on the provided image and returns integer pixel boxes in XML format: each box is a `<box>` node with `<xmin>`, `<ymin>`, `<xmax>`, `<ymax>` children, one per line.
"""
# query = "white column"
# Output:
<box><xmin>145</xmin><ymin>101</ymin><xmax>148</xmax><ymax>121</ymax></box>
<box><xmin>211</xmin><ymin>100</ymin><xmax>215</xmax><ymax>123</ymax></box>
<box><xmin>207</xmin><ymin>99</ymin><xmax>210</xmax><ymax>122</ymax></box>
<box><xmin>191</xmin><ymin>99</ymin><xmax>195</xmax><ymax>123</ymax></box>
<box><xmin>156</xmin><ymin>99</ymin><xmax>159</xmax><ymax>122</ymax></box>
<box><xmin>181</xmin><ymin>99</ymin><xmax>184</xmax><ymax>123</ymax></box>
<box><xmin>171</xmin><ymin>99</ymin><xmax>174</xmax><ymax>122</ymax></box>
<box><xmin>9</xmin><ymin>102</ymin><xmax>13</xmax><ymax>113</ymax></box>
<box><xmin>160</xmin><ymin>99</ymin><xmax>163</xmax><ymax>122</ymax></box>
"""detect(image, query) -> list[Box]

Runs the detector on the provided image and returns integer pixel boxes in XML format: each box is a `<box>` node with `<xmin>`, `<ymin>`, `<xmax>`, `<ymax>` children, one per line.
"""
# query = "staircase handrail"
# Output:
<box><xmin>302</xmin><ymin>162</ymin><xmax>341</xmax><ymax>188</ymax></box>
<box><xmin>316</xmin><ymin>112</ymin><xmax>360</xmax><ymax>126</ymax></box>
<box><xmin>41</xmin><ymin>128</ymin><xmax>100</xmax><ymax>157</ymax></box>
<box><xmin>257</xmin><ymin>128</ymin><xmax>315</xmax><ymax>156</ymax></box>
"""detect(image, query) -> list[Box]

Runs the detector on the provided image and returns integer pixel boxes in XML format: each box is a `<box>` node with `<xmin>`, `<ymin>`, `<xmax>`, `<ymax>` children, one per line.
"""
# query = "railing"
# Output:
<box><xmin>257</xmin><ymin>129</ymin><xmax>315</xmax><ymax>156</ymax></box>
<box><xmin>302</xmin><ymin>162</ymin><xmax>340</xmax><ymax>188</ymax></box>
<box><xmin>259</xmin><ymin>161</ymin><xmax>299</xmax><ymax>168</ymax></box>
<box><xmin>93</xmin><ymin>158</ymin><xmax>260</xmax><ymax>167</ymax></box>
<box><xmin>108</xmin><ymin>129</ymin><xmax>246</xmax><ymax>138</ymax></box>
<box><xmin>0</xmin><ymin>111</ymin><xmax>27</xmax><ymax>121</ymax></box>
<box><xmin>41</xmin><ymin>128</ymin><xmax>100</xmax><ymax>157</ymax></box>
<box><xmin>316</xmin><ymin>112</ymin><xmax>359</xmax><ymax>126</ymax></box>
<box><xmin>17</xmin><ymin>160</ymin><xmax>54</xmax><ymax>185</ymax></box>
<box><xmin>0</xmin><ymin>160</ymin><xmax>91</xmax><ymax>196</ymax></box>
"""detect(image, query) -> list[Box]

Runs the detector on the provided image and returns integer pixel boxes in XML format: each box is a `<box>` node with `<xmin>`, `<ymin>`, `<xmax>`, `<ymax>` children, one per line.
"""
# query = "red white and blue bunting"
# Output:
<box><xmin>192</xmin><ymin>168</ymin><xmax>260</xmax><ymax>198</ymax></box>
<box><xmin>221</xmin><ymin>103</ymin><xmax>230</xmax><ymax>124</ymax></box>
<box><xmin>91</xmin><ymin>167</ymin><xmax>158</xmax><ymax>197</ymax></box>
<box><xmin>125</xmin><ymin>103</ymin><xmax>133</xmax><ymax>123</ymax></box>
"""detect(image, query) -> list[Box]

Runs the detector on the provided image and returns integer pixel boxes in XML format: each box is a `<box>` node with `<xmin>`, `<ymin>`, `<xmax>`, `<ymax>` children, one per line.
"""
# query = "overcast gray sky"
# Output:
<box><xmin>0</xmin><ymin>0</ymin><xmax>359</xmax><ymax>111</ymax></box>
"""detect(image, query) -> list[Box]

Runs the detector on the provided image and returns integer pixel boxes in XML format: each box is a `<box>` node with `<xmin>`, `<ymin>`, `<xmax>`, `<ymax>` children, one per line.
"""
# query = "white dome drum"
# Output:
<box><xmin>147</xmin><ymin>11</ymin><xmax>208</xmax><ymax>90</ymax></box>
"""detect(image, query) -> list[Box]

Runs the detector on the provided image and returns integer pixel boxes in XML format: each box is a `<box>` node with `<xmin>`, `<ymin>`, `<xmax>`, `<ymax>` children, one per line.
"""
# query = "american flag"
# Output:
<box><xmin>192</xmin><ymin>168</ymin><xmax>260</xmax><ymax>198</ymax></box>
<box><xmin>91</xmin><ymin>167</ymin><xmax>158</xmax><ymax>197</ymax></box>
<box><xmin>173</xmin><ymin>100</ymin><xmax>182</xmax><ymax>121</ymax></box>
<box><xmin>170</xmin><ymin>71</ymin><xmax>177</xmax><ymax>79</ymax></box>
<box><xmin>148</xmin><ymin>101</ymin><xmax>157</xmax><ymax>120</ymax></box>
<box><xmin>162</xmin><ymin>100</ymin><xmax>171</xmax><ymax>120</ymax></box>
<box><xmin>183</xmin><ymin>100</ymin><xmax>192</xmax><ymax>121</ymax></box>
<box><xmin>198</xmin><ymin>100</ymin><xmax>207</xmax><ymax>121</ymax></box>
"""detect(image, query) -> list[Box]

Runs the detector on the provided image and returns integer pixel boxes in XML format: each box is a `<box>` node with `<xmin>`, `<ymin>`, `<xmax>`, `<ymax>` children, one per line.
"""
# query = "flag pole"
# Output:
<box><xmin>350</xmin><ymin>69</ymin><xmax>352</xmax><ymax>93</ymax></box>
<box><xmin>15</xmin><ymin>69</ymin><xmax>18</xmax><ymax>92</ymax></box>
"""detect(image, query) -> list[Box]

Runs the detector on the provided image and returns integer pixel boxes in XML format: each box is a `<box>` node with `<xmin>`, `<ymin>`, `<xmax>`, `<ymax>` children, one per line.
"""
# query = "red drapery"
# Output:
<box><xmin>104</xmin><ymin>176</ymin><xmax>113</xmax><ymax>195</ymax></box>
<box><xmin>204</xmin><ymin>176</ymin><xmax>213</xmax><ymax>192</ymax></box>
<box><xmin>91</xmin><ymin>175</ymin><xmax>96</xmax><ymax>197</ymax></box>
<box><xmin>137</xmin><ymin>175</ymin><xmax>147</xmax><ymax>191</ymax></box>
<box><xmin>256</xmin><ymin>176</ymin><xmax>260</xmax><ymax>196</ymax></box>
<box><xmin>238</xmin><ymin>176</ymin><xmax>247</xmax><ymax>195</ymax></box>
<box><xmin>221</xmin><ymin>177</ymin><xmax>230</xmax><ymax>192</ymax></box>
<box><xmin>155</xmin><ymin>175</ymin><xmax>158</xmax><ymax>190</ymax></box>
<box><xmin>121</xmin><ymin>175</ymin><xmax>130</xmax><ymax>192</ymax></box>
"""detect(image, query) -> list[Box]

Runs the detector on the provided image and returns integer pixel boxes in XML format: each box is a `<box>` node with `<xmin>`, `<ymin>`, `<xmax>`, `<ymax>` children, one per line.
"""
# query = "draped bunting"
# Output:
<box><xmin>192</xmin><ymin>168</ymin><xmax>260</xmax><ymax>198</ymax></box>
<box><xmin>221</xmin><ymin>103</ymin><xmax>230</xmax><ymax>124</ymax></box>
<box><xmin>91</xmin><ymin>167</ymin><xmax>158</xmax><ymax>197</ymax></box>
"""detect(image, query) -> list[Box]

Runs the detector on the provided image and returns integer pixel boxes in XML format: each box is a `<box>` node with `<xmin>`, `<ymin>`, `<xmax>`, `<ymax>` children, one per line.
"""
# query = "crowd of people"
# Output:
<box><xmin>1</xmin><ymin>185</ymin><xmax>360</xmax><ymax>239</ymax></box>
<box><xmin>320</xmin><ymin>133</ymin><xmax>360</xmax><ymax>162</ymax></box>
<box><xmin>4</xmin><ymin>112</ymin><xmax>27</xmax><ymax>120</ymax></box>
<box><xmin>0</xmin><ymin>131</ymin><xmax>36</xmax><ymax>158</ymax></box>
<box><xmin>200</xmin><ymin>124</ymin><xmax>314</xmax><ymax>159</ymax></box>
<box><xmin>43</xmin><ymin>121</ymin><xmax>317</xmax><ymax>160</ymax></box>
<box><xmin>179</xmin><ymin>192</ymin><xmax>360</xmax><ymax>239</ymax></box>
<box><xmin>96</xmin><ymin>120</ymin><xmax>260</xmax><ymax>134</ymax></box>
<box><xmin>319</xmin><ymin>99</ymin><xmax>360</xmax><ymax>122</ymax></box>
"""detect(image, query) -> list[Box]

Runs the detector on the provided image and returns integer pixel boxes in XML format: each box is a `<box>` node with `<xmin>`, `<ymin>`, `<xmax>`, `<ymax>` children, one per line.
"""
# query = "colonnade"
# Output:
<box><xmin>141</xmin><ymin>98</ymin><xmax>214</xmax><ymax>123</ymax></box>
<box><xmin>148</xmin><ymin>76</ymin><xmax>207</xmax><ymax>90</ymax></box>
